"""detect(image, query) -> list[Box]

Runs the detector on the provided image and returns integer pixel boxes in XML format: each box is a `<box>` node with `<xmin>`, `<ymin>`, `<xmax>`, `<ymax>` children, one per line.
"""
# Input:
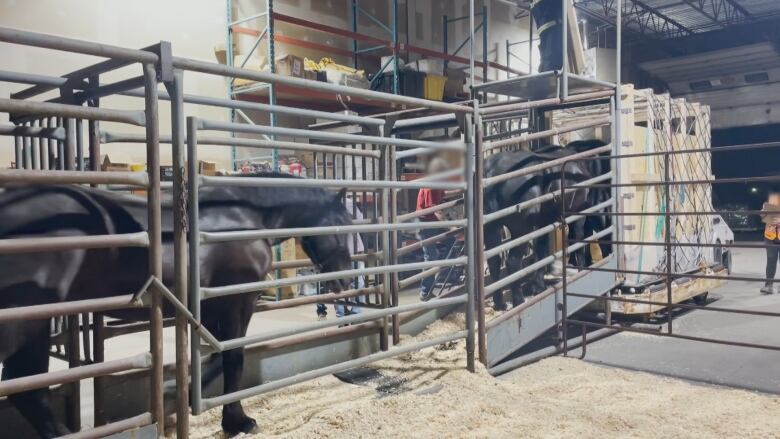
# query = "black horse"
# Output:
<box><xmin>483</xmin><ymin>140</ymin><xmax>608</xmax><ymax>310</ymax></box>
<box><xmin>0</xmin><ymin>173</ymin><xmax>354</xmax><ymax>438</ymax></box>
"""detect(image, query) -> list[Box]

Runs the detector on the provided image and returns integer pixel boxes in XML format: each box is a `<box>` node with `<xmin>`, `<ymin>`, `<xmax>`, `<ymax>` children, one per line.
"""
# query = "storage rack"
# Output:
<box><xmin>225</xmin><ymin>0</ymin><xmax>528</xmax><ymax>168</ymax></box>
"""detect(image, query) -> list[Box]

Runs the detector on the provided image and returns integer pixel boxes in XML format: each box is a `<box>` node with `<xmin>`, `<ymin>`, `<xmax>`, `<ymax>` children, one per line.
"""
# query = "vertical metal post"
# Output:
<box><xmin>616</xmin><ymin>0</ymin><xmax>622</xmax><ymax>92</ymax></box>
<box><xmin>76</xmin><ymin>119</ymin><xmax>84</xmax><ymax>171</ymax></box>
<box><xmin>92</xmin><ymin>313</ymin><xmax>106</xmax><ymax>426</ymax></box>
<box><xmin>23</xmin><ymin>122</ymin><xmax>32</xmax><ymax>170</ymax></box>
<box><xmin>48</xmin><ymin>117</ymin><xmax>56</xmax><ymax>170</ymax></box>
<box><xmin>226</xmin><ymin>0</ymin><xmax>237</xmax><ymax>170</ymax></box>
<box><xmin>505</xmin><ymin>39</ymin><xmax>510</xmax><ymax>79</ymax></box>
<box><xmin>56</xmin><ymin>117</ymin><xmax>65</xmax><ymax>170</ymax></box>
<box><xmin>31</xmin><ymin>119</ymin><xmax>40</xmax><ymax>169</ymax></box>
<box><xmin>614</xmin><ymin>0</ymin><xmax>623</xmax><ymax>272</ymax></box>
<box><xmin>664</xmin><ymin>149</ymin><xmax>673</xmax><ymax>334</ymax></box>
<box><xmin>379</xmin><ymin>131</ymin><xmax>391</xmax><ymax>351</ymax></box>
<box><xmin>143</xmin><ymin>63</ymin><xmax>164</xmax><ymax>436</ymax></box>
<box><xmin>66</xmin><ymin>315</ymin><xmax>81</xmax><ymax>432</ymax></box>
<box><xmin>391</xmin><ymin>0</ymin><xmax>399</xmax><ymax>95</ymax></box>
<box><xmin>266</xmin><ymin>0</ymin><xmax>283</xmax><ymax>299</ymax></box>
<box><xmin>608</xmin><ymin>96</ymin><xmax>618</xmax><ymax>325</ymax></box>
<box><xmin>40</xmin><ymin>118</ymin><xmax>49</xmax><ymax>170</ymax></box>
<box><xmin>14</xmin><ymin>135</ymin><xmax>21</xmax><ymax>169</ymax></box>
<box><xmin>528</xmin><ymin>13</ymin><xmax>534</xmax><ymax>73</ymax></box>
<box><xmin>482</xmin><ymin>5</ymin><xmax>488</xmax><ymax>83</ymax></box>
<box><xmin>382</xmin><ymin>122</ymin><xmax>400</xmax><ymax>345</ymax></box>
<box><xmin>267</xmin><ymin>0</ymin><xmax>278</xmax><ymax>171</ymax></box>
<box><xmin>469</xmin><ymin>0</ymin><xmax>475</xmax><ymax>89</ymax></box>
<box><xmin>65</xmin><ymin>118</ymin><xmax>76</xmax><ymax>171</ymax></box>
<box><xmin>464</xmin><ymin>112</ymin><xmax>477</xmax><ymax>373</ymax></box>
<box><xmin>560</xmin><ymin>163</ymin><xmax>569</xmax><ymax>355</ymax></box>
<box><xmin>561</xmin><ymin>0</ymin><xmax>569</xmax><ymax>98</ymax></box>
<box><xmin>167</xmin><ymin>69</ymin><xmax>189</xmax><ymax>439</ymax></box>
<box><xmin>352</xmin><ymin>0</ymin><xmax>359</xmax><ymax>69</ymax></box>
<box><xmin>187</xmin><ymin>116</ymin><xmax>203</xmax><ymax>415</ymax></box>
<box><xmin>472</xmin><ymin>101</ymin><xmax>487</xmax><ymax>366</ymax></box>
<box><xmin>88</xmin><ymin>76</ymin><xmax>100</xmax><ymax>173</ymax></box>
<box><xmin>443</xmin><ymin>15</ymin><xmax>449</xmax><ymax>71</ymax></box>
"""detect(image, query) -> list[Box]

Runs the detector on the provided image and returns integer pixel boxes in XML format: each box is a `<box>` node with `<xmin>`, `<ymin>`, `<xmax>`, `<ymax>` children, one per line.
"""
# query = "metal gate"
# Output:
<box><xmin>0</xmin><ymin>25</ymin><xmax>481</xmax><ymax>438</ymax></box>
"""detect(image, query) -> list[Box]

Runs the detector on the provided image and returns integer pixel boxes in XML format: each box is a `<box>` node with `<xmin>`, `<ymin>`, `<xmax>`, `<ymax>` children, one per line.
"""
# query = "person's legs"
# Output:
<box><xmin>420</xmin><ymin>229</ymin><xmax>441</xmax><ymax>301</ymax></box>
<box><xmin>335</xmin><ymin>270</ymin><xmax>365</xmax><ymax>317</ymax></box>
<box><xmin>762</xmin><ymin>240</ymin><xmax>779</xmax><ymax>294</ymax></box>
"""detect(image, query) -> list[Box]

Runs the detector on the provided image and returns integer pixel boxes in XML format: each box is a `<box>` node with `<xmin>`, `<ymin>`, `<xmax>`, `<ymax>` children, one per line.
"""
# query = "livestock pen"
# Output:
<box><xmin>1</xmin><ymin>4</ymin><xmax>780</xmax><ymax>438</ymax></box>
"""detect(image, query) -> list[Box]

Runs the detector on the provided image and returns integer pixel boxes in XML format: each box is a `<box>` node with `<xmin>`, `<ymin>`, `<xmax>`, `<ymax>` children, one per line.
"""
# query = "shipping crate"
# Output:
<box><xmin>550</xmin><ymin>86</ymin><xmax>721</xmax><ymax>296</ymax></box>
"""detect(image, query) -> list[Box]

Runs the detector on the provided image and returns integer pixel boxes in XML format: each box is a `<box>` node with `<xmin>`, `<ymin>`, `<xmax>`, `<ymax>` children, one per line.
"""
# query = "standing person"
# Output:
<box><xmin>531</xmin><ymin>0</ymin><xmax>565</xmax><ymax>72</ymax></box>
<box><xmin>760</xmin><ymin>190</ymin><xmax>780</xmax><ymax>294</ymax></box>
<box><xmin>417</xmin><ymin>157</ymin><xmax>455</xmax><ymax>302</ymax></box>
<box><xmin>315</xmin><ymin>195</ymin><xmax>366</xmax><ymax>319</ymax></box>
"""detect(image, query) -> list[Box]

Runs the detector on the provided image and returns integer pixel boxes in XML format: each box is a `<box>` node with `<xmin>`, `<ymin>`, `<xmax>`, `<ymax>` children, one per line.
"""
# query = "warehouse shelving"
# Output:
<box><xmin>226</xmin><ymin>1</ymin><xmax>526</xmax><ymax>110</ymax></box>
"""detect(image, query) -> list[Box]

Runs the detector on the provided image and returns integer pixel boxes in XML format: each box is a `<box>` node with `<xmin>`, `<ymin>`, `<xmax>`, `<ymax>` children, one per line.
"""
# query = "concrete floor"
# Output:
<box><xmin>554</xmin><ymin>245</ymin><xmax>780</xmax><ymax>394</ymax></box>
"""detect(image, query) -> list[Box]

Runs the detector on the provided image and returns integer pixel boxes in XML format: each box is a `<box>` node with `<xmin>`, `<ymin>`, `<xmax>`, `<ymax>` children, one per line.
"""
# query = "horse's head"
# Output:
<box><xmin>299</xmin><ymin>189</ymin><xmax>354</xmax><ymax>293</ymax></box>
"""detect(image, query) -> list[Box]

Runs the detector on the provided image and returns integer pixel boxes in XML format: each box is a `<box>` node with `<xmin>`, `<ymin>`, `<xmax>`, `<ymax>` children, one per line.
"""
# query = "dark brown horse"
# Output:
<box><xmin>0</xmin><ymin>173</ymin><xmax>354</xmax><ymax>437</ymax></box>
<box><xmin>483</xmin><ymin>141</ymin><xmax>609</xmax><ymax>310</ymax></box>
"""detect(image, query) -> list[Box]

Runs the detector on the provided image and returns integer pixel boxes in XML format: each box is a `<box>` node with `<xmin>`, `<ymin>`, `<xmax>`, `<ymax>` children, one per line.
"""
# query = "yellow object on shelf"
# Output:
<box><xmin>304</xmin><ymin>57</ymin><xmax>364</xmax><ymax>76</ymax></box>
<box><xmin>423</xmin><ymin>75</ymin><xmax>446</xmax><ymax>101</ymax></box>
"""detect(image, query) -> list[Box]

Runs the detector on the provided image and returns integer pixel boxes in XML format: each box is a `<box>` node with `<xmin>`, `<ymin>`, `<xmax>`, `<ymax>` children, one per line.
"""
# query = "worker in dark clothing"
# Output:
<box><xmin>531</xmin><ymin>0</ymin><xmax>565</xmax><ymax>72</ymax></box>
<box><xmin>760</xmin><ymin>190</ymin><xmax>780</xmax><ymax>294</ymax></box>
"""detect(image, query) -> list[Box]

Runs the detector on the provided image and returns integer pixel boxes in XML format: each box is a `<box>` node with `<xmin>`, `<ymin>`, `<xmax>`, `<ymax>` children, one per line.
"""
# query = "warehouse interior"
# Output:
<box><xmin>2</xmin><ymin>1</ymin><xmax>780</xmax><ymax>438</ymax></box>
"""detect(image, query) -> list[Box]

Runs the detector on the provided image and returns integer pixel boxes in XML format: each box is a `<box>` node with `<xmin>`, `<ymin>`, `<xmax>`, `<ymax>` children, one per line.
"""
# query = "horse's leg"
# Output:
<box><xmin>219</xmin><ymin>293</ymin><xmax>259</xmax><ymax>436</ymax></box>
<box><xmin>571</xmin><ymin>218</ymin><xmax>587</xmax><ymax>267</ymax></box>
<box><xmin>532</xmin><ymin>234</ymin><xmax>550</xmax><ymax>292</ymax></box>
<box><xmin>484</xmin><ymin>224</ymin><xmax>506</xmax><ymax>311</ymax></box>
<box><xmin>507</xmin><ymin>245</ymin><xmax>526</xmax><ymax>306</ymax></box>
<box><xmin>2</xmin><ymin>322</ymin><xmax>69</xmax><ymax>438</ymax></box>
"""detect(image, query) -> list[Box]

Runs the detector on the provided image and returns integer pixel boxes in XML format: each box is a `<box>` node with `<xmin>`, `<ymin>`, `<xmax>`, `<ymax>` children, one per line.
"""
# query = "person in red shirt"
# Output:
<box><xmin>417</xmin><ymin>157</ymin><xmax>454</xmax><ymax>301</ymax></box>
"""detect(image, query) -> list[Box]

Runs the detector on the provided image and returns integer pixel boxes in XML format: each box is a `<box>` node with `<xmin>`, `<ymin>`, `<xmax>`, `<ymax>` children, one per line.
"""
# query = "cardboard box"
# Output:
<box><xmin>325</xmin><ymin>70</ymin><xmax>369</xmax><ymax>89</ymax></box>
<box><xmin>272</xmin><ymin>238</ymin><xmax>310</xmax><ymax>299</ymax></box>
<box><xmin>381</xmin><ymin>55</ymin><xmax>405</xmax><ymax>72</ymax></box>
<box><xmin>100</xmin><ymin>155</ymin><xmax>135</xmax><ymax>172</ymax></box>
<box><xmin>276</xmin><ymin>54</ymin><xmax>305</xmax><ymax>78</ymax></box>
<box><xmin>409</xmin><ymin>59</ymin><xmax>444</xmax><ymax>76</ymax></box>
<box><xmin>444</xmin><ymin>67</ymin><xmax>467</xmax><ymax>98</ymax></box>
<box><xmin>199</xmin><ymin>160</ymin><xmax>217</xmax><ymax>176</ymax></box>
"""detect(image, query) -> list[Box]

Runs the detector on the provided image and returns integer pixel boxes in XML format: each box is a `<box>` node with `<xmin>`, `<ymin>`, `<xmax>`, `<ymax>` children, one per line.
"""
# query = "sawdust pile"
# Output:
<box><xmin>185</xmin><ymin>314</ymin><xmax>780</xmax><ymax>438</ymax></box>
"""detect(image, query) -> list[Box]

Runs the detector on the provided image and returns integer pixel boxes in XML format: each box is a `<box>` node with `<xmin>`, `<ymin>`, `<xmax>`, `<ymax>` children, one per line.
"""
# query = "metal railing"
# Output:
<box><xmin>561</xmin><ymin>141</ymin><xmax>780</xmax><ymax>355</ymax></box>
<box><xmin>180</xmin><ymin>98</ymin><xmax>477</xmax><ymax>419</ymax></box>
<box><xmin>0</xmin><ymin>27</ymin><xmax>168</xmax><ymax>438</ymax></box>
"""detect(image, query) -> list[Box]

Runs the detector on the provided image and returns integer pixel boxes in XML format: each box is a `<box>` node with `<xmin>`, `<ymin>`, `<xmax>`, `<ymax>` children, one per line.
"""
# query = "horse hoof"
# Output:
<box><xmin>492</xmin><ymin>303</ymin><xmax>508</xmax><ymax>312</ymax></box>
<box><xmin>223</xmin><ymin>416</ymin><xmax>259</xmax><ymax>437</ymax></box>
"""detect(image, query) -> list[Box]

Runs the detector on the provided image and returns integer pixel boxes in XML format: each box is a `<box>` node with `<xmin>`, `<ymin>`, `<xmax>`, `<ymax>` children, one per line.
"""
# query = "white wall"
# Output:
<box><xmin>1</xmin><ymin>0</ymin><xmax>535</xmax><ymax>169</ymax></box>
<box><xmin>0</xmin><ymin>0</ymin><xmax>232</xmax><ymax>169</ymax></box>
<box><xmin>234</xmin><ymin>0</ymin><xmax>534</xmax><ymax>83</ymax></box>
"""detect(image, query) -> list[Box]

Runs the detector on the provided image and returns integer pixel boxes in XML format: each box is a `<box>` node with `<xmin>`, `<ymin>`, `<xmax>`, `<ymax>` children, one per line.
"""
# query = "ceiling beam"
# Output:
<box><xmin>628</xmin><ymin>0</ymin><xmax>695</xmax><ymax>37</ymax></box>
<box><xmin>574</xmin><ymin>0</ymin><xmax>693</xmax><ymax>39</ymax></box>
<box><xmin>681</xmin><ymin>0</ymin><xmax>753</xmax><ymax>29</ymax></box>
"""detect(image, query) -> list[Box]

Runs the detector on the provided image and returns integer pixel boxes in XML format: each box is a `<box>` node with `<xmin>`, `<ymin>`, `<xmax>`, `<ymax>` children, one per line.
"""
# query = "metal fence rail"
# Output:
<box><xmin>0</xmin><ymin>26</ymin><xmax>169</xmax><ymax>438</ymax></box>
<box><xmin>181</xmin><ymin>95</ymin><xmax>478</xmax><ymax>421</ymax></box>
<box><xmin>0</xmin><ymin>14</ymin><xmax>643</xmax><ymax>438</ymax></box>
<box><xmin>560</xmin><ymin>143</ymin><xmax>780</xmax><ymax>358</ymax></box>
